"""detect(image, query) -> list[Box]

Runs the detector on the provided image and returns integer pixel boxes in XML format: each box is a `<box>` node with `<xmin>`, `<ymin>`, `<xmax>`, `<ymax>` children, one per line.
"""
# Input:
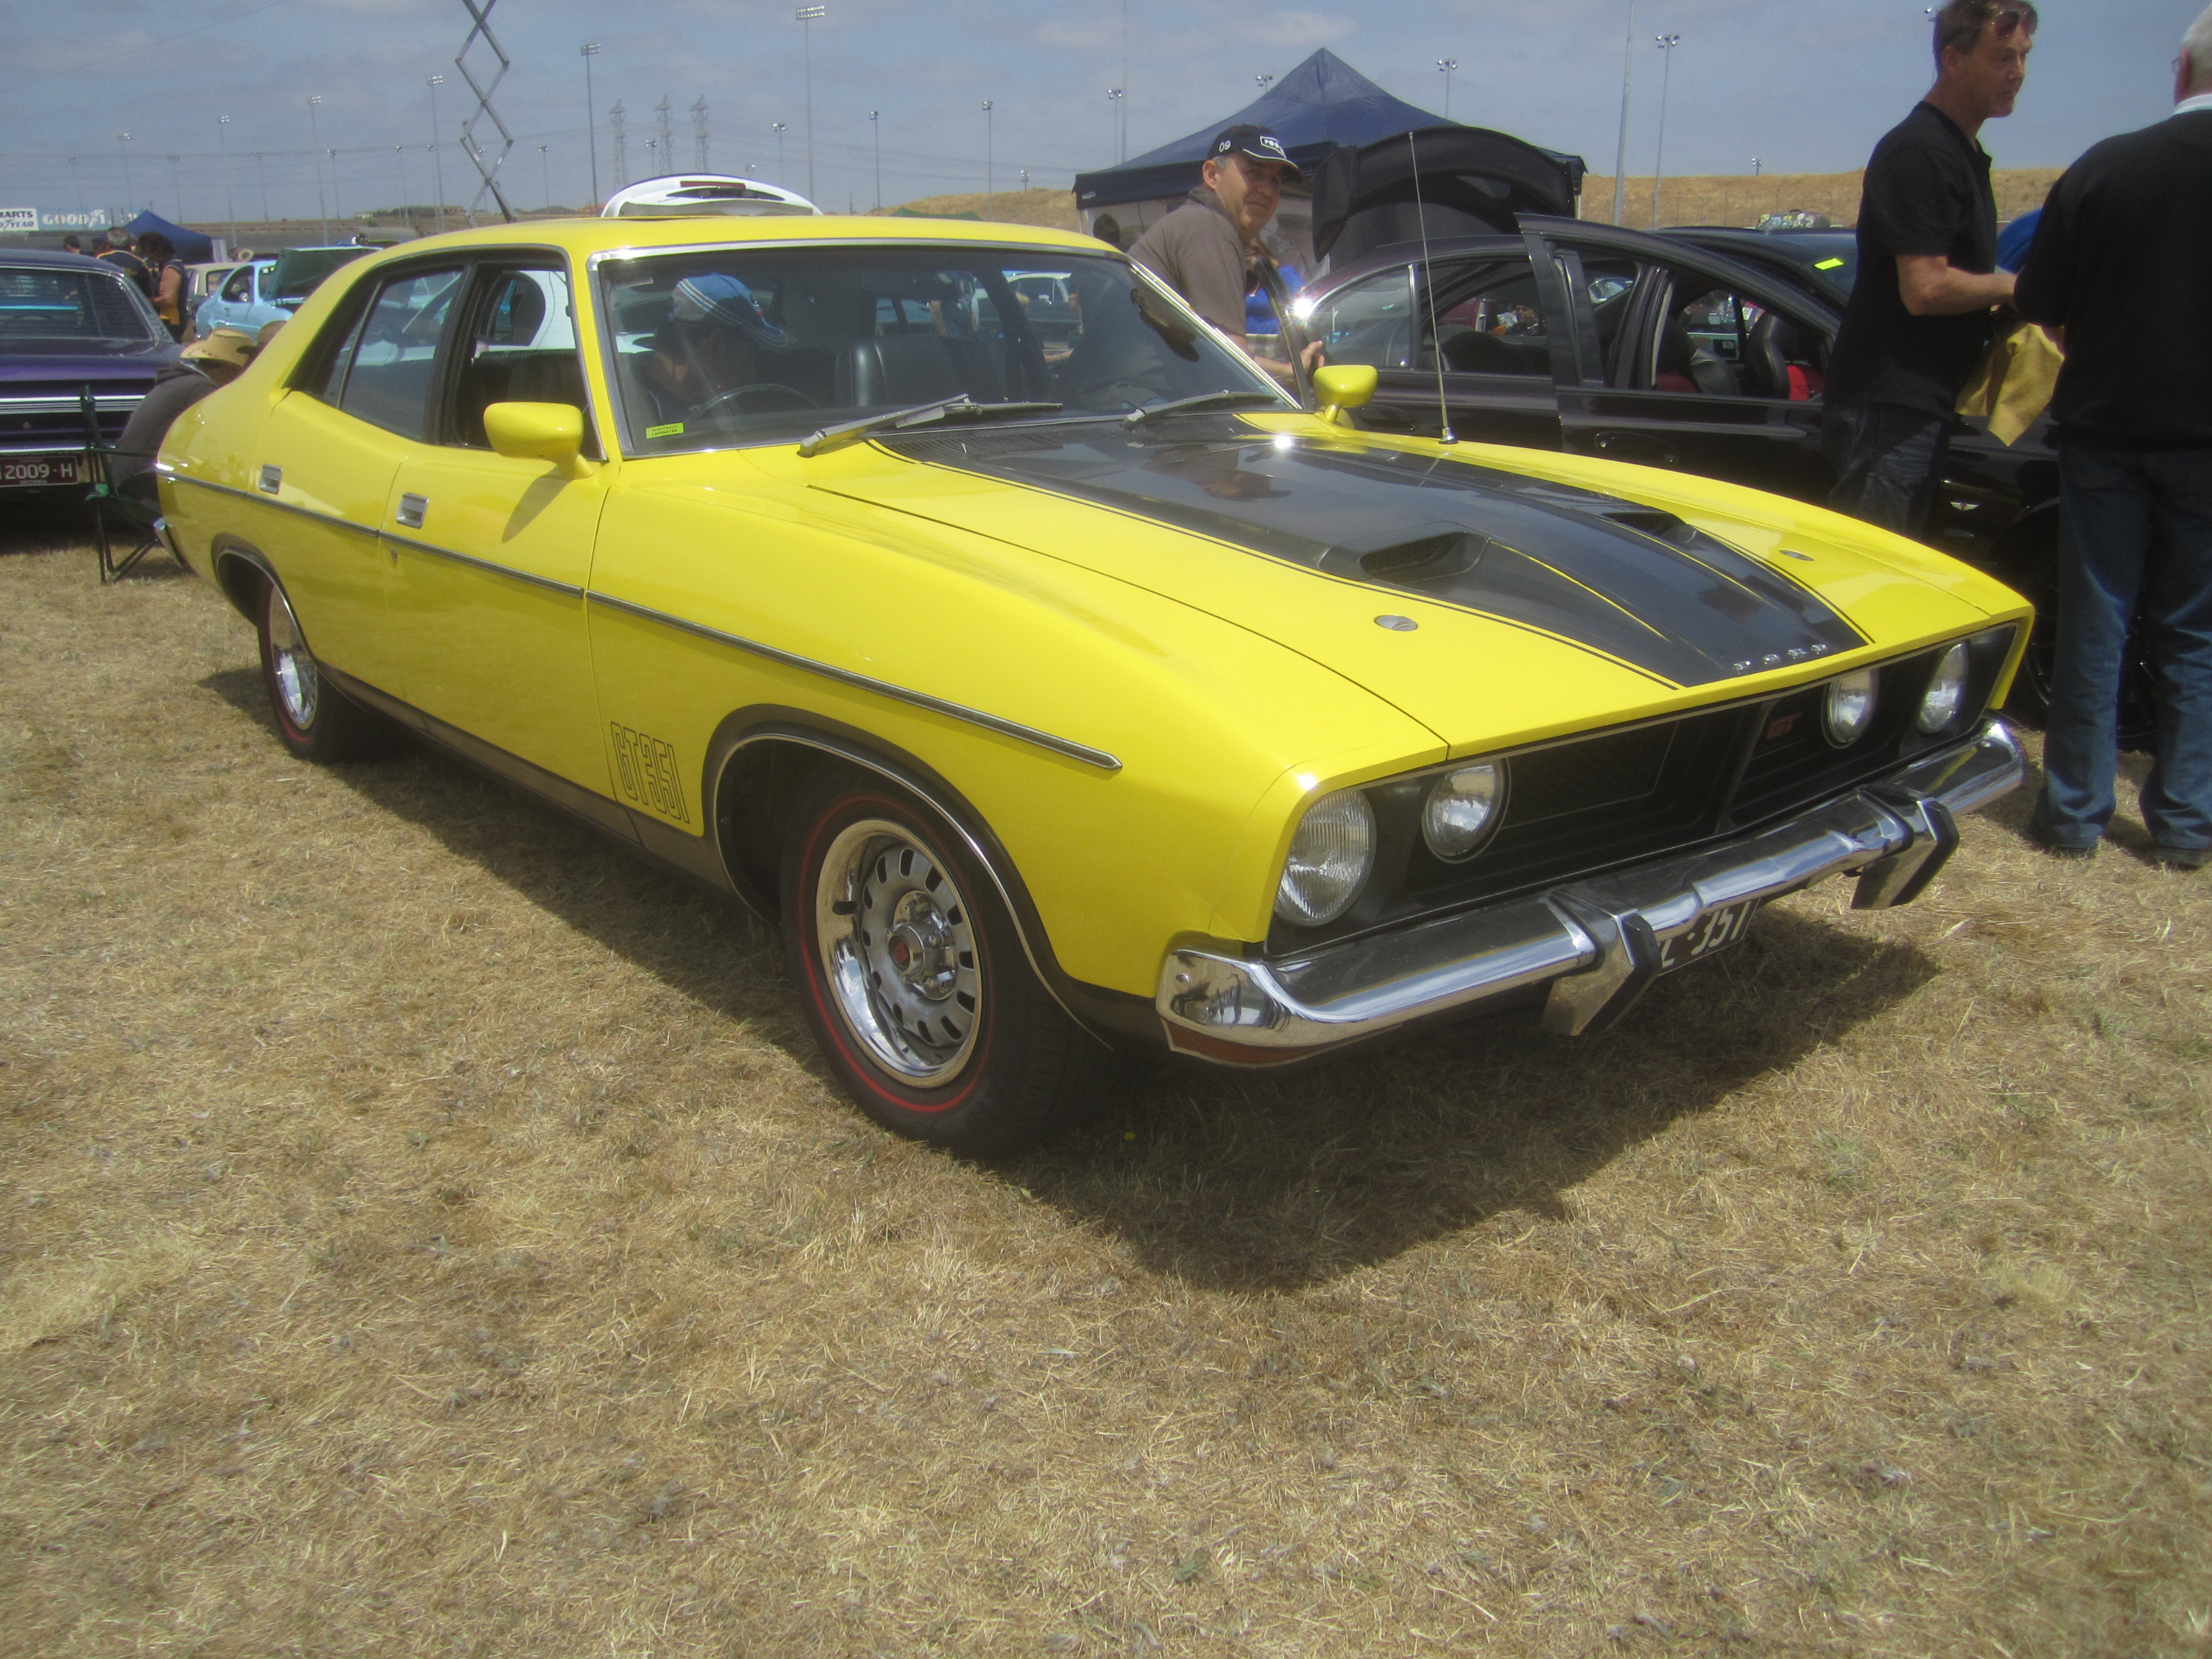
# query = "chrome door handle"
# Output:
<box><xmin>257</xmin><ymin>464</ymin><xmax>282</xmax><ymax>493</ymax></box>
<box><xmin>396</xmin><ymin>493</ymin><xmax>427</xmax><ymax>529</ymax></box>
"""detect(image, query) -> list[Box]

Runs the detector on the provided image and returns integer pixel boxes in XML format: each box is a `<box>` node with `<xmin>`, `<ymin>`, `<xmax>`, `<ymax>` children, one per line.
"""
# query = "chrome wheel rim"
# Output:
<box><xmin>266</xmin><ymin>586</ymin><xmax>319</xmax><ymax>731</ymax></box>
<box><xmin>813</xmin><ymin>818</ymin><xmax>981</xmax><ymax>1086</ymax></box>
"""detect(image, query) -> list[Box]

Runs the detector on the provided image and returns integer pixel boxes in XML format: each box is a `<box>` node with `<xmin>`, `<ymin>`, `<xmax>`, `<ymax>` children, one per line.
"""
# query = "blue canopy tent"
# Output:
<box><xmin>1073</xmin><ymin>50</ymin><xmax>1457</xmax><ymax>264</ymax></box>
<box><xmin>123</xmin><ymin>211</ymin><xmax>214</xmax><ymax>266</ymax></box>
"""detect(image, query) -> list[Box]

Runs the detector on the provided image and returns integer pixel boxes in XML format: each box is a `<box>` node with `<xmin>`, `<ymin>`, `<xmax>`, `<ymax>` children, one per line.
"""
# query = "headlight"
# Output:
<box><xmin>1823</xmin><ymin>668</ymin><xmax>1877</xmax><ymax>747</ymax></box>
<box><xmin>1916</xmin><ymin>642</ymin><xmax>1969</xmax><ymax>733</ymax></box>
<box><xmin>1274</xmin><ymin>789</ymin><xmax>1375</xmax><ymax>927</ymax></box>
<box><xmin>1422</xmin><ymin>762</ymin><xmax>1504</xmax><ymax>860</ymax></box>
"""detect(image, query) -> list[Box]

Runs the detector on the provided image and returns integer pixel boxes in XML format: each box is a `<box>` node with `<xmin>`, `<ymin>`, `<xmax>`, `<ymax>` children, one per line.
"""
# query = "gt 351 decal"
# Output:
<box><xmin>610</xmin><ymin>722</ymin><xmax>690</xmax><ymax>824</ymax></box>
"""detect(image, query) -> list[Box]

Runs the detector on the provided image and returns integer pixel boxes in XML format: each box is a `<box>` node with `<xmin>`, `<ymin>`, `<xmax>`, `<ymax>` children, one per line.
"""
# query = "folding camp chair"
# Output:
<box><xmin>79</xmin><ymin>384</ymin><xmax>178</xmax><ymax>583</ymax></box>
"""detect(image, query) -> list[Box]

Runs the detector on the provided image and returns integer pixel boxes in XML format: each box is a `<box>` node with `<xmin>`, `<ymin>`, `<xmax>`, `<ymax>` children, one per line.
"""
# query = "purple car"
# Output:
<box><xmin>0</xmin><ymin>249</ymin><xmax>178</xmax><ymax>496</ymax></box>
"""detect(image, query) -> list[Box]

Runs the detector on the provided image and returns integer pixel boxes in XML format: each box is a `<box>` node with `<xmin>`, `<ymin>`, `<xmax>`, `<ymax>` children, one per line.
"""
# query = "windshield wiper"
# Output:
<box><xmin>1122</xmin><ymin>390</ymin><xmax>1286</xmax><ymax>428</ymax></box>
<box><xmin>797</xmin><ymin>395</ymin><xmax>1062</xmax><ymax>457</ymax></box>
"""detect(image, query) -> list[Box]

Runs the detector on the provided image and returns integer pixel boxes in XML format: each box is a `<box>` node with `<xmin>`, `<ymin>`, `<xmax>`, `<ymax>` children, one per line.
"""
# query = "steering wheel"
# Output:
<box><xmin>693</xmin><ymin>382</ymin><xmax>817</xmax><ymax>421</ymax></box>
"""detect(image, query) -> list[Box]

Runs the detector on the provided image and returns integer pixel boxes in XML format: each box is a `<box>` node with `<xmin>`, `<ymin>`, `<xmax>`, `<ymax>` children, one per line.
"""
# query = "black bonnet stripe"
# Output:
<box><xmin>892</xmin><ymin>422</ymin><xmax>1864</xmax><ymax>687</ymax></box>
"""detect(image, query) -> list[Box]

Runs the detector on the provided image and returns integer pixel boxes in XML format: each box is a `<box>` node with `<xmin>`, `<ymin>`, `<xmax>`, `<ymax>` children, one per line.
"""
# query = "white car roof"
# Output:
<box><xmin>600</xmin><ymin>174</ymin><xmax>823</xmax><ymax>219</ymax></box>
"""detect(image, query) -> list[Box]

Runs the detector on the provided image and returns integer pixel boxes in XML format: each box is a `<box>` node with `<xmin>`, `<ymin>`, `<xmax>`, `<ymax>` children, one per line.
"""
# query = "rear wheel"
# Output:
<box><xmin>780</xmin><ymin>770</ymin><xmax>1100</xmax><ymax>1156</ymax></box>
<box><xmin>255</xmin><ymin>577</ymin><xmax>400</xmax><ymax>762</ymax></box>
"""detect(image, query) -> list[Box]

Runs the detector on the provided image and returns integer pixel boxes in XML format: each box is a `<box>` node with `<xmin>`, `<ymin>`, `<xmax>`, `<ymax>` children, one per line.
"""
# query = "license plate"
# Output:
<box><xmin>1</xmin><ymin>454</ymin><xmax>85</xmax><ymax>488</ymax></box>
<box><xmin>1657</xmin><ymin>898</ymin><xmax>1759</xmax><ymax>973</ymax></box>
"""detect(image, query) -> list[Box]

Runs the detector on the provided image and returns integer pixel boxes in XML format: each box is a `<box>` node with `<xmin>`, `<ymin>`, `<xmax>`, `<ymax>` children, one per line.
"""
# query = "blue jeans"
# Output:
<box><xmin>1822</xmin><ymin>402</ymin><xmax>1950</xmax><ymax>537</ymax></box>
<box><xmin>2036</xmin><ymin>441</ymin><xmax>2212</xmax><ymax>851</ymax></box>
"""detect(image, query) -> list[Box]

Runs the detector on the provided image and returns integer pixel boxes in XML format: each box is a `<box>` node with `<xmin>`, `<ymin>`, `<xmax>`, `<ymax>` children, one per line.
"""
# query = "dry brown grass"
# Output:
<box><xmin>3</xmin><ymin>519</ymin><xmax>2209</xmax><ymax>1657</ymax></box>
<box><xmin>874</xmin><ymin>190</ymin><xmax>1084</xmax><ymax>231</ymax></box>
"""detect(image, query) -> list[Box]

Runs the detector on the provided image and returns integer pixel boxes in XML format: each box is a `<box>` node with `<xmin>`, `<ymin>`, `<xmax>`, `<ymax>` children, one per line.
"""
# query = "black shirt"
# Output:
<box><xmin>2016</xmin><ymin>110</ymin><xmax>2212</xmax><ymax>450</ymax></box>
<box><xmin>97</xmin><ymin>246</ymin><xmax>154</xmax><ymax>296</ymax></box>
<box><xmin>1826</xmin><ymin>102</ymin><xmax>1999</xmax><ymax>417</ymax></box>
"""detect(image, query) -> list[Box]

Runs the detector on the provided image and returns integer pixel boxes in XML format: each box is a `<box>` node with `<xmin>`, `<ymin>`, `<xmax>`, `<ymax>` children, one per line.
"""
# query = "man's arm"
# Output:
<box><xmin>1896</xmin><ymin>255</ymin><xmax>2016</xmax><ymax>316</ymax></box>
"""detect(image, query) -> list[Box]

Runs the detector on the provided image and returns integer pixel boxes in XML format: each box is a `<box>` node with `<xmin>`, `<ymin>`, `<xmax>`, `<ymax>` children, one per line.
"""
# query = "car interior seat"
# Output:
<box><xmin>1745</xmin><ymin>310</ymin><xmax>1824</xmax><ymax>401</ymax></box>
<box><xmin>1656</xmin><ymin>316</ymin><xmax>1742</xmax><ymax>397</ymax></box>
<box><xmin>835</xmin><ymin>334</ymin><xmax>1007</xmax><ymax>408</ymax></box>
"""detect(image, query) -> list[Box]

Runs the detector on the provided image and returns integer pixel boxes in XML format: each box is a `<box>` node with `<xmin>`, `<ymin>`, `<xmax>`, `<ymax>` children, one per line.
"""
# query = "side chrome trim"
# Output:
<box><xmin>1159</xmin><ymin>718</ymin><xmax>2024</xmax><ymax>1061</ymax></box>
<box><xmin>588</xmin><ymin>590</ymin><xmax>1122</xmax><ymax>773</ymax></box>
<box><xmin>384</xmin><ymin>532</ymin><xmax>586</xmax><ymax>598</ymax></box>
<box><xmin>170</xmin><ymin>472</ymin><xmax>384</xmax><ymax>545</ymax></box>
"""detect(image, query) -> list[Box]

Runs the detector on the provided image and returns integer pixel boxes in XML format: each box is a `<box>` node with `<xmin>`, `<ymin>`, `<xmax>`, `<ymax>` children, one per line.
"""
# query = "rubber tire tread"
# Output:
<box><xmin>780</xmin><ymin>768</ymin><xmax>1103</xmax><ymax>1158</ymax></box>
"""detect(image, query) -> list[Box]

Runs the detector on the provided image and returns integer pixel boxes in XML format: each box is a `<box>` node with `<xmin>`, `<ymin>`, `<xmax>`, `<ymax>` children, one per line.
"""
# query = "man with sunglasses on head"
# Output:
<box><xmin>1823</xmin><ymin>0</ymin><xmax>2034</xmax><ymax>536</ymax></box>
<box><xmin>2010</xmin><ymin>6</ymin><xmax>2212</xmax><ymax>870</ymax></box>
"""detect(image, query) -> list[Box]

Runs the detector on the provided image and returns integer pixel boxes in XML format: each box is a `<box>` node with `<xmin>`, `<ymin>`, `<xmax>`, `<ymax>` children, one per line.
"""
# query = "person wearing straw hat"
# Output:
<box><xmin>113</xmin><ymin>326</ymin><xmax>264</xmax><ymax>508</ymax></box>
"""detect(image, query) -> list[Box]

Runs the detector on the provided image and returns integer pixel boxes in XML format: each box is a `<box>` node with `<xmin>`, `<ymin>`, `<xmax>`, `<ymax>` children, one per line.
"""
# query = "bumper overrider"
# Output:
<box><xmin>1159</xmin><ymin>717</ymin><xmax>2023</xmax><ymax>1061</ymax></box>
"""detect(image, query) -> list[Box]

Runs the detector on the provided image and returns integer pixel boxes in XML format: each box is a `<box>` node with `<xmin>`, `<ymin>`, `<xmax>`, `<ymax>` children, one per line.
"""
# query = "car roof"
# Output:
<box><xmin>335</xmin><ymin>214</ymin><xmax>1113</xmax><ymax>269</ymax></box>
<box><xmin>0</xmin><ymin>248</ymin><xmax>140</xmax><ymax>272</ymax></box>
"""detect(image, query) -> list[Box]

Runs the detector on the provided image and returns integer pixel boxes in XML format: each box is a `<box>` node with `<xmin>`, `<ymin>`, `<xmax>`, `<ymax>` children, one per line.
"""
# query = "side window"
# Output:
<box><xmin>336</xmin><ymin>266</ymin><xmax>465</xmax><ymax>441</ymax></box>
<box><xmin>1646</xmin><ymin>271</ymin><xmax>1826</xmax><ymax>401</ymax></box>
<box><xmin>1422</xmin><ymin>258</ymin><xmax>1553</xmax><ymax>377</ymax></box>
<box><xmin>449</xmin><ymin>266</ymin><xmax>590</xmax><ymax>449</ymax></box>
<box><xmin>221</xmin><ymin>266</ymin><xmax>253</xmax><ymax>303</ymax></box>
<box><xmin>1308</xmin><ymin>265</ymin><xmax>1413</xmax><ymax>370</ymax></box>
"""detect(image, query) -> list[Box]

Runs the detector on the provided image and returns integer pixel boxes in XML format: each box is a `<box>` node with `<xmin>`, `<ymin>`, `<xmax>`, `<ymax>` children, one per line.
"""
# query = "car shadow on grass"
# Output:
<box><xmin>201</xmin><ymin>667</ymin><xmax>1941</xmax><ymax>1292</ymax></box>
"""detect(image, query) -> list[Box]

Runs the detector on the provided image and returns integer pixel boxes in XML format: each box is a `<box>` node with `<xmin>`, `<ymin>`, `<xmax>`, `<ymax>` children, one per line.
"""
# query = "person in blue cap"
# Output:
<box><xmin>640</xmin><ymin>271</ymin><xmax>814</xmax><ymax>423</ymax></box>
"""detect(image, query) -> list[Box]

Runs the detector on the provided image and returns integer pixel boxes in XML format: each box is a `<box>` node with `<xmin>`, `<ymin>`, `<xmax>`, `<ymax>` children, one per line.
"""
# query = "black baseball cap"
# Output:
<box><xmin>1207</xmin><ymin>124</ymin><xmax>1302</xmax><ymax>179</ymax></box>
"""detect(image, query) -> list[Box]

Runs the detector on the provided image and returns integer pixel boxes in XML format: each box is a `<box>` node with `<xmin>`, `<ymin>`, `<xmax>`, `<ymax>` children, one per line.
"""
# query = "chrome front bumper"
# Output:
<box><xmin>1158</xmin><ymin>717</ymin><xmax>2023</xmax><ymax>1061</ymax></box>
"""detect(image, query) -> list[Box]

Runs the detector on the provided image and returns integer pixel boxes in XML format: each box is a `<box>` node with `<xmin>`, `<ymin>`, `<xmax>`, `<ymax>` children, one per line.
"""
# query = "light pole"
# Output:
<box><xmin>255</xmin><ymin>151</ymin><xmax>269</xmax><ymax>223</ymax></box>
<box><xmin>796</xmin><ymin>6</ymin><xmax>825</xmax><ymax>202</ymax></box>
<box><xmin>538</xmin><ymin>144</ymin><xmax>551</xmax><ymax>210</ymax></box>
<box><xmin>1019</xmin><ymin>168</ymin><xmax>1029</xmax><ymax>192</ymax></box>
<box><xmin>1437</xmin><ymin>58</ymin><xmax>1458</xmax><ymax>121</ymax></box>
<box><xmin>1256</xmin><ymin>72</ymin><xmax>1274</xmax><ymax>94</ymax></box>
<box><xmin>1609</xmin><ymin>0</ymin><xmax>1637</xmax><ymax>225</ymax></box>
<box><xmin>580</xmin><ymin>44</ymin><xmax>602</xmax><ymax>207</ymax></box>
<box><xmin>115</xmin><ymin>132</ymin><xmax>134</xmax><ymax>223</ymax></box>
<box><xmin>1649</xmin><ymin>33</ymin><xmax>1681</xmax><ymax>230</ymax></box>
<box><xmin>982</xmin><ymin>100</ymin><xmax>994</xmax><ymax>219</ymax></box>
<box><xmin>168</xmin><ymin>154</ymin><xmax>183</xmax><ymax>223</ymax></box>
<box><xmin>396</xmin><ymin>145</ymin><xmax>410</xmax><ymax>225</ymax></box>
<box><xmin>217</xmin><ymin>116</ymin><xmax>236</xmax><ymax>246</ymax></box>
<box><xmin>307</xmin><ymin>95</ymin><xmax>328</xmax><ymax>242</ymax></box>
<box><xmin>1119</xmin><ymin>0</ymin><xmax>1130</xmax><ymax>163</ymax></box>
<box><xmin>427</xmin><ymin>76</ymin><xmax>448</xmax><ymax>232</ymax></box>
<box><xmin>1107</xmin><ymin>88</ymin><xmax>1123</xmax><ymax>165</ymax></box>
<box><xmin>66</xmin><ymin>157</ymin><xmax>83</xmax><ymax>214</ymax></box>
<box><xmin>328</xmin><ymin>149</ymin><xmax>341</xmax><ymax>225</ymax></box>
<box><xmin>773</xmin><ymin>122</ymin><xmax>789</xmax><ymax>188</ymax></box>
<box><xmin>867</xmin><ymin>109</ymin><xmax>881</xmax><ymax>211</ymax></box>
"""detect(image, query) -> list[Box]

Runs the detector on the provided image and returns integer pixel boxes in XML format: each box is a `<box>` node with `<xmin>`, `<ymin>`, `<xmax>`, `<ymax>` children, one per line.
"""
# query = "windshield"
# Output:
<box><xmin>0</xmin><ymin>266</ymin><xmax>163</xmax><ymax>351</ymax></box>
<box><xmin>595</xmin><ymin>244</ymin><xmax>1288</xmax><ymax>455</ymax></box>
<box><xmin>269</xmin><ymin>246</ymin><xmax>373</xmax><ymax>306</ymax></box>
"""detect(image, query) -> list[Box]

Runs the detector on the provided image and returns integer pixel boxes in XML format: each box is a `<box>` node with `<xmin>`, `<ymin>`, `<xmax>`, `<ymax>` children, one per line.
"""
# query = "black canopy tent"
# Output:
<box><xmin>1072</xmin><ymin>51</ymin><xmax>1583</xmax><ymax>274</ymax></box>
<box><xmin>1073</xmin><ymin>49</ymin><xmax>1457</xmax><ymax>267</ymax></box>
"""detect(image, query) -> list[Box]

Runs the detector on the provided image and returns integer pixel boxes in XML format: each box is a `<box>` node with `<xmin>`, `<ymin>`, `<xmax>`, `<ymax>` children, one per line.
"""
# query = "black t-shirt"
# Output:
<box><xmin>97</xmin><ymin>246</ymin><xmax>154</xmax><ymax>297</ymax></box>
<box><xmin>1826</xmin><ymin>102</ymin><xmax>1998</xmax><ymax>417</ymax></box>
<box><xmin>2016</xmin><ymin>111</ymin><xmax>2212</xmax><ymax>449</ymax></box>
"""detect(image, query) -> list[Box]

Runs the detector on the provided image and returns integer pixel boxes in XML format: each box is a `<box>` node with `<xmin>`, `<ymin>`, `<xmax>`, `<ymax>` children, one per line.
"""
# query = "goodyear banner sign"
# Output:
<box><xmin>0</xmin><ymin>207</ymin><xmax>115</xmax><ymax>233</ymax></box>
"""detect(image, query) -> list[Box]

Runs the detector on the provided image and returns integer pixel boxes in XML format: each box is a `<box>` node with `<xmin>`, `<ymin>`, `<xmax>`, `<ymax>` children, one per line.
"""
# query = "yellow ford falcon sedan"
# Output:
<box><xmin>156</xmin><ymin>214</ymin><xmax>2030</xmax><ymax>1154</ymax></box>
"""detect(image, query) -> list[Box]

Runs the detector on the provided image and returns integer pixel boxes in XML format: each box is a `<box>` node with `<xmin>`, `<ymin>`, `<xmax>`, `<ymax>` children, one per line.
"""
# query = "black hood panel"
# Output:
<box><xmin>892</xmin><ymin>422</ymin><xmax>1864</xmax><ymax>687</ymax></box>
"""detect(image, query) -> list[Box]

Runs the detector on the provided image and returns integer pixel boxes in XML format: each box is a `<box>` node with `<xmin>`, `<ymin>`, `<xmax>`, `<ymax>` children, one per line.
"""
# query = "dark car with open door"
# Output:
<box><xmin>1289</xmin><ymin>163</ymin><xmax>2123</xmax><ymax>733</ymax></box>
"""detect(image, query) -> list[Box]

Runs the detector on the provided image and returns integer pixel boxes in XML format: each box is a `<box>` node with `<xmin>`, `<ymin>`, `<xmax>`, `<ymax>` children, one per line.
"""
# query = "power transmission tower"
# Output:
<box><xmin>691</xmin><ymin>97</ymin><xmax>709</xmax><ymax>170</ymax></box>
<box><xmin>655</xmin><ymin>96</ymin><xmax>673</xmax><ymax>173</ymax></box>
<box><xmin>610</xmin><ymin>100</ymin><xmax>627</xmax><ymax>188</ymax></box>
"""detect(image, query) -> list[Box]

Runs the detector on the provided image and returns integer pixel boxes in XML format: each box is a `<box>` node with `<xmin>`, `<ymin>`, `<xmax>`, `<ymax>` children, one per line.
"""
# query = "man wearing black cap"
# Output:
<box><xmin>1128</xmin><ymin>124</ymin><xmax>1322</xmax><ymax>381</ymax></box>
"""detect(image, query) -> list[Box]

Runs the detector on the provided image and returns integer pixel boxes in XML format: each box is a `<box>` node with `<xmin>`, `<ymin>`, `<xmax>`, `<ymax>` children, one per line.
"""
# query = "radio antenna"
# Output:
<box><xmin>1407</xmin><ymin>128</ymin><xmax>1455</xmax><ymax>445</ymax></box>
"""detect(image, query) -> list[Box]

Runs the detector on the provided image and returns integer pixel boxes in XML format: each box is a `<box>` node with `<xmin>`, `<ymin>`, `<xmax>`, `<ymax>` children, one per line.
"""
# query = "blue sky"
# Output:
<box><xmin>0</xmin><ymin>0</ymin><xmax>2198</xmax><ymax>225</ymax></box>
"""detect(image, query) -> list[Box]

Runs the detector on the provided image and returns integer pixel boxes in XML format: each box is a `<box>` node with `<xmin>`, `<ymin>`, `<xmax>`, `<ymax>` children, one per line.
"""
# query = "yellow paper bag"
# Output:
<box><xmin>1956</xmin><ymin>317</ymin><xmax>2064</xmax><ymax>446</ymax></box>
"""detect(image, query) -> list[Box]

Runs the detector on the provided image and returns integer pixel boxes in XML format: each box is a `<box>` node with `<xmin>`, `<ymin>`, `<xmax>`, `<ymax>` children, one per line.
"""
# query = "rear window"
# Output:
<box><xmin>0</xmin><ymin>266</ymin><xmax>162</xmax><ymax>349</ymax></box>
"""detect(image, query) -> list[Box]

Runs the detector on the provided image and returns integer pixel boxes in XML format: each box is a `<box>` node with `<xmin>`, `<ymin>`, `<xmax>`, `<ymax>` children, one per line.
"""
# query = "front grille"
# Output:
<box><xmin>1264</xmin><ymin>629</ymin><xmax>2019</xmax><ymax>956</ymax></box>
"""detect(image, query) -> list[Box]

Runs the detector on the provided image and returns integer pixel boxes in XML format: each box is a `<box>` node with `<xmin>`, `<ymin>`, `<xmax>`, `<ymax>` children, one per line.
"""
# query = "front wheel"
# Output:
<box><xmin>781</xmin><ymin>771</ymin><xmax>1101</xmax><ymax>1156</ymax></box>
<box><xmin>255</xmin><ymin>577</ymin><xmax>401</xmax><ymax>762</ymax></box>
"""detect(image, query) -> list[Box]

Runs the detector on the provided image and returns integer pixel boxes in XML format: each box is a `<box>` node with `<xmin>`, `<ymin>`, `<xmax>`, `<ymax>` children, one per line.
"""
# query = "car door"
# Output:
<box><xmin>380</xmin><ymin>259</ymin><xmax>613</xmax><ymax>794</ymax></box>
<box><xmin>244</xmin><ymin>260</ymin><xmax>466</xmax><ymax>701</ymax></box>
<box><xmin>1534</xmin><ymin>230</ymin><xmax>1834</xmax><ymax>502</ymax></box>
<box><xmin>1314</xmin><ymin>255</ymin><xmax>1563</xmax><ymax>449</ymax></box>
<box><xmin>200</xmin><ymin>262</ymin><xmax>253</xmax><ymax>332</ymax></box>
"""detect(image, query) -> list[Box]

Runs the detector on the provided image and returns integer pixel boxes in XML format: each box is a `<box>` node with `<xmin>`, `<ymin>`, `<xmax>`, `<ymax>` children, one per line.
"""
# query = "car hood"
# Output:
<box><xmin>799</xmin><ymin>417</ymin><xmax>2002</xmax><ymax>756</ymax></box>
